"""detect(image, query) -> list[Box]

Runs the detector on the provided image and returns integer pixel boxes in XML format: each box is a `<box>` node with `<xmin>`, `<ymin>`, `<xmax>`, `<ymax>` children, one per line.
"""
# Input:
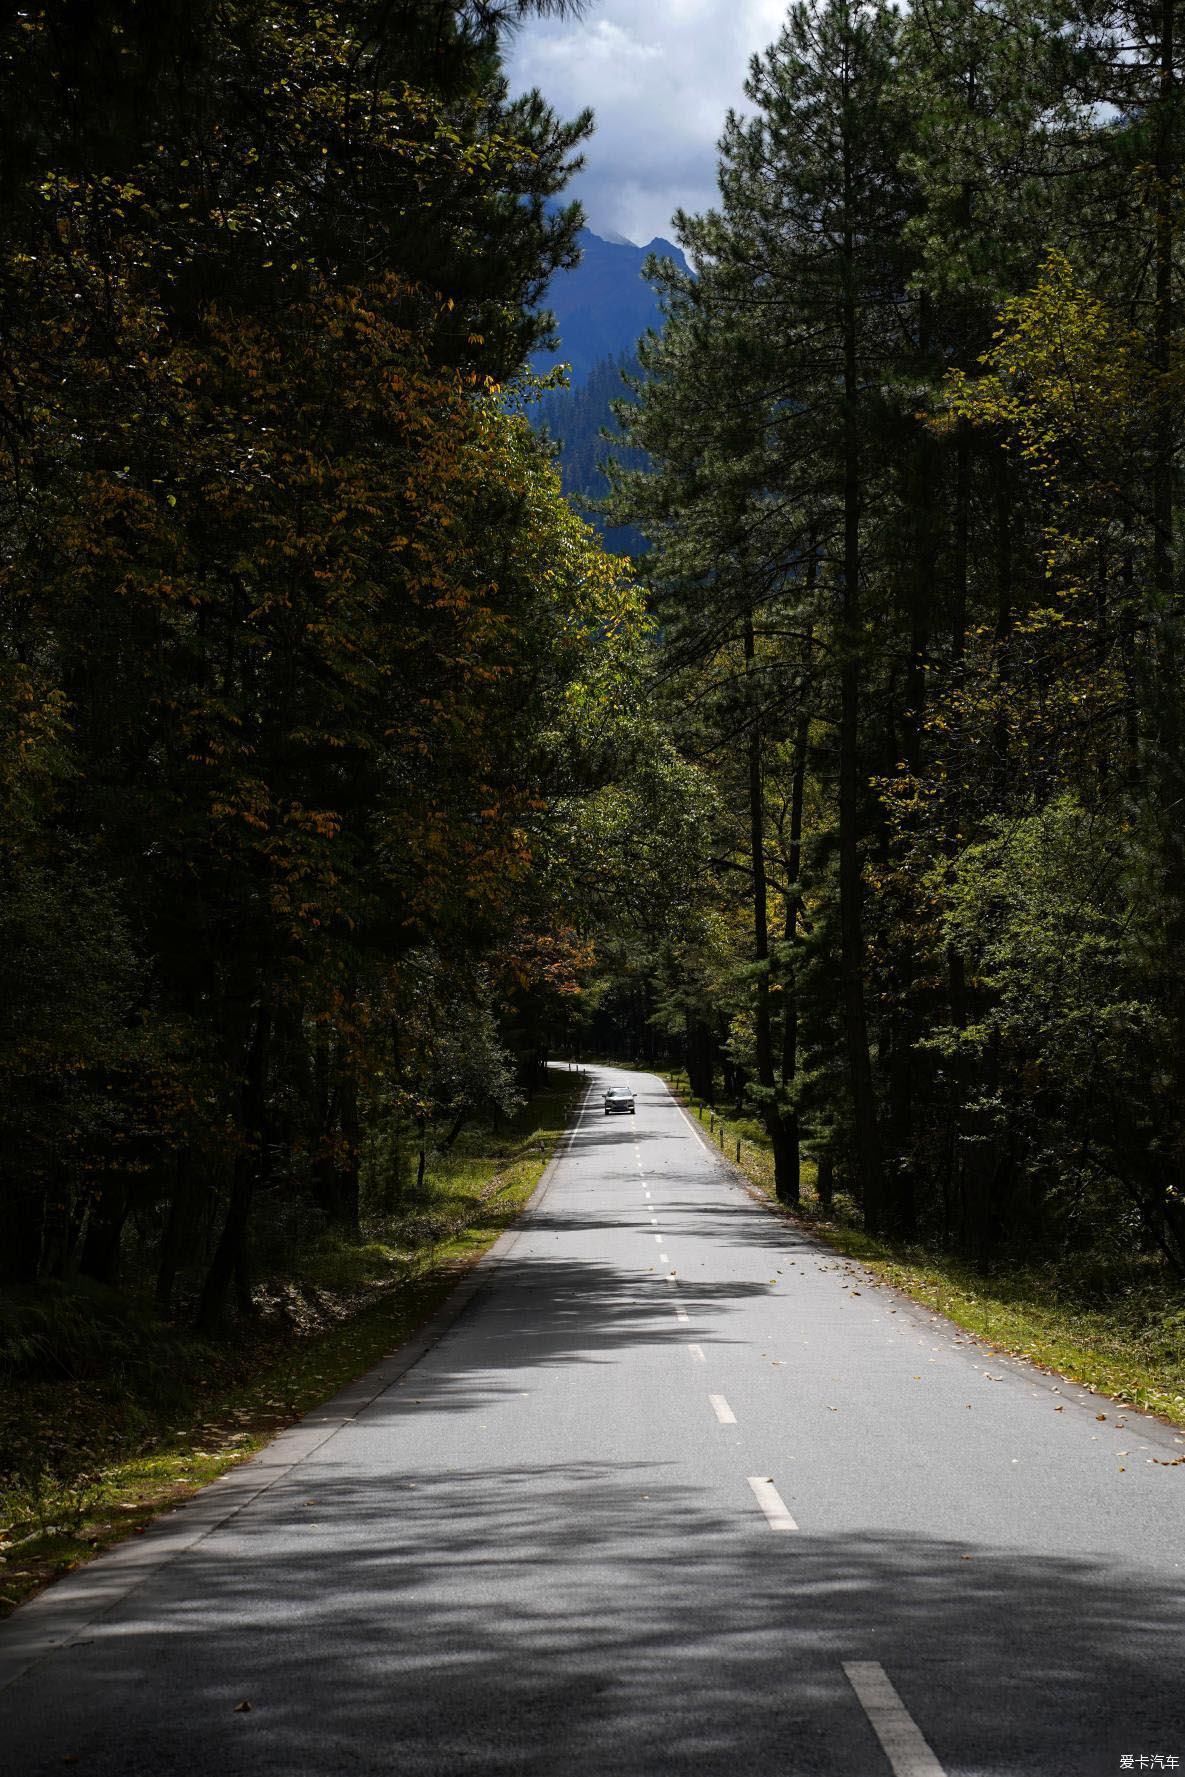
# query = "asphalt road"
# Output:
<box><xmin>3</xmin><ymin>1065</ymin><xmax>1184</xmax><ymax>1777</ymax></box>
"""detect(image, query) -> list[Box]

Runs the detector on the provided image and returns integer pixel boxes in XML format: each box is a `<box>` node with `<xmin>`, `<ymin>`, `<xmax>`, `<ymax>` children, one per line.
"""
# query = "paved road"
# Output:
<box><xmin>3</xmin><ymin>1066</ymin><xmax>1184</xmax><ymax>1777</ymax></box>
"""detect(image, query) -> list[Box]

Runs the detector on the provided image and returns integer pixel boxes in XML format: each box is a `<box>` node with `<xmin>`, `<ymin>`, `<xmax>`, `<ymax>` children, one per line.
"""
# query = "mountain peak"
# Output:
<box><xmin>532</xmin><ymin>226</ymin><xmax>688</xmax><ymax>387</ymax></box>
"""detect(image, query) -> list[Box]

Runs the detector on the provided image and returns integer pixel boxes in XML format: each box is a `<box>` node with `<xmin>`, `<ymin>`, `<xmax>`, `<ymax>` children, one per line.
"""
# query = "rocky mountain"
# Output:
<box><xmin>530</xmin><ymin>226</ymin><xmax>686</xmax><ymax>389</ymax></box>
<box><xmin>530</xmin><ymin>226</ymin><xmax>688</xmax><ymax>553</ymax></box>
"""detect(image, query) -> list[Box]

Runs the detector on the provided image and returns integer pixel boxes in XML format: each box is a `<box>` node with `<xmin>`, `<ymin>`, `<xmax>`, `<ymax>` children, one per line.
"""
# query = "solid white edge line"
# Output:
<box><xmin>843</xmin><ymin>1662</ymin><xmax>947</xmax><ymax>1777</ymax></box>
<box><xmin>747</xmin><ymin>1475</ymin><xmax>798</xmax><ymax>1531</ymax></box>
<box><xmin>709</xmin><ymin>1393</ymin><xmax>737</xmax><ymax>1425</ymax></box>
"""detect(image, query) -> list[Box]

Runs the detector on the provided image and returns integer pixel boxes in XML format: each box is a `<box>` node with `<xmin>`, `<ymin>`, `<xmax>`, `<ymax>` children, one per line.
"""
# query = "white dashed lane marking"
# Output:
<box><xmin>687</xmin><ymin>1344</ymin><xmax>706</xmax><ymax>1363</ymax></box>
<box><xmin>747</xmin><ymin>1476</ymin><xmax>798</xmax><ymax>1532</ymax></box>
<box><xmin>843</xmin><ymin>1663</ymin><xmax>947</xmax><ymax>1777</ymax></box>
<box><xmin>709</xmin><ymin>1394</ymin><xmax>737</xmax><ymax>1425</ymax></box>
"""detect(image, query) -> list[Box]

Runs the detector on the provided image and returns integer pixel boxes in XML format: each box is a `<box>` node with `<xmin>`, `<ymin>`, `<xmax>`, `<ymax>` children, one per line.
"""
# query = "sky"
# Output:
<box><xmin>505</xmin><ymin>1</ymin><xmax>788</xmax><ymax>248</ymax></box>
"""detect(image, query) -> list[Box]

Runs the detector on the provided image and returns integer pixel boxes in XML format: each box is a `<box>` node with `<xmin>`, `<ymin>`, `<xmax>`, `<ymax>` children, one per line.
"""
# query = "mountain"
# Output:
<box><xmin>531</xmin><ymin>226</ymin><xmax>687</xmax><ymax>388</ymax></box>
<box><xmin>534</xmin><ymin>353</ymin><xmax>647</xmax><ymax>557</ymax></box>
<box><xmin>529</xmin><ymin>226</ymin><xmax>689</xmax><ymax>554</ymax></box>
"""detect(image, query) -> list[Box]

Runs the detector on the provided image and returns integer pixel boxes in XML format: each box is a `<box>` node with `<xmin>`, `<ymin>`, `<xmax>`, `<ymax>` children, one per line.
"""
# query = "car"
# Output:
<box><xmin>603</xmin><ymin>1086</ymin><xmax>636</xmax><ymax>1116</ymax></box>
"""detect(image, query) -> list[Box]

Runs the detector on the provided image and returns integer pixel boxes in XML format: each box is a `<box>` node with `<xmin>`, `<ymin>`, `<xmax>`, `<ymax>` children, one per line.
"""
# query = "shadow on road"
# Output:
<box><xmin>6</xmin><ymin>1064</ymin><xmax>1179</xmax><ymax>1776</ymax></box>
<box><xmin>4</xmin><ymin>1461</ymin><xmax>1179</xmax><ymax>1776</ymax></box>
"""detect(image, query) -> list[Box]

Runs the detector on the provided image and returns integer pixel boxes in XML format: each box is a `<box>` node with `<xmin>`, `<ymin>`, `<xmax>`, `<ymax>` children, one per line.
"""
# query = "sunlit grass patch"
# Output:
<box><xmin>661</xmin><ymin>1068</ymin><xmax>1185</xmax><ymax>1429</ymax></box>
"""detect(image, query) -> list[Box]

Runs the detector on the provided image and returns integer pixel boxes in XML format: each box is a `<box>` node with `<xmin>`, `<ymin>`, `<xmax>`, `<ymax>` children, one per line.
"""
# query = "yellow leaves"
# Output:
<box><xmin>282</xmin><ymin>804</ymin><xmax>342</xmax><ymax>841</ymax></box>
<box><xmin>939</xmin><ymin>252</ymin><xmax>1143</xmax><ymax>475</ymax></box>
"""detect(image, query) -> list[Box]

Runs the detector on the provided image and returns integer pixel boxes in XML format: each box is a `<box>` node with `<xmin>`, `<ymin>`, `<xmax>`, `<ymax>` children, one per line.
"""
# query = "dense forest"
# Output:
<box><xmin>533</xmin><ymin>352</ymin><xmax>649</xmax><ymax>554</ymax></box>
<box><xmin>2</xmin><ymin>0</ymin><xmax>1184</xmax><ymax>1352</ymax></box>
<box><xmin>591</xmin><ymin>0</ymin><xmax>1185</xmax><ymax>1280</ymax></box>
<box><xmin>0</xmin><ymin>1</ymin><xmax>701</xmax><ymax>1331</ymax></box>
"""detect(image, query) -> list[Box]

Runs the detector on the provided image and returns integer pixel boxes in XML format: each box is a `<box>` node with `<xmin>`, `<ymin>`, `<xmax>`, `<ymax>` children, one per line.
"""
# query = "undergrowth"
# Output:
<box><xmin>0</xmin><ymin>1070</ymin><xmax>581</xmax><ymax>1615</ymax></box>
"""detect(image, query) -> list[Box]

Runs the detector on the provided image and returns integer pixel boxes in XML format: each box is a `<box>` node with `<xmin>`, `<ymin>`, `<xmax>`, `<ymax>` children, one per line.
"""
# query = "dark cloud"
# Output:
<box><xmin>506</xmin><ymin>2</ymin><xmax>786</xmax><ymax>244</ymax></box>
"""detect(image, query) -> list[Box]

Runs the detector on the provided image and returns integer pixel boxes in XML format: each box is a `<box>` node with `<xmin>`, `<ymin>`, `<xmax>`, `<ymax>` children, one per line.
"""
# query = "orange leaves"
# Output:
<box><xmin>209</xmin><ymin>782</ymin><xmax>272</xmax><ymax>835</ymax></box>
<box><xmin>499</xmin><ymin>926</ymin><xmax>598</xmax><ymax>999</ymax></box>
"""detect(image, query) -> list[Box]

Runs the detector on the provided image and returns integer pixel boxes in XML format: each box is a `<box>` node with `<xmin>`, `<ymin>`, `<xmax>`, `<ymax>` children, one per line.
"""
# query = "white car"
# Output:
<box><xmin>603</xmin><ymin>1086</ymin><xmax>636</xmax><ymax>1116</ymax></box>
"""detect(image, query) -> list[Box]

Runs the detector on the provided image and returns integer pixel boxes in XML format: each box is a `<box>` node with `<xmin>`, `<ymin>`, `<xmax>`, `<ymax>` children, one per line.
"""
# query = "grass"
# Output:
<box><xmin>662</xmin><ymin>1067</ymin><xmax>1185</xmax><ymax>1430</ymax></box>
<box><xmin>0</xmin><ymin>1070</ymin><xmax>581</xmax><ymax>1617</ymax></box>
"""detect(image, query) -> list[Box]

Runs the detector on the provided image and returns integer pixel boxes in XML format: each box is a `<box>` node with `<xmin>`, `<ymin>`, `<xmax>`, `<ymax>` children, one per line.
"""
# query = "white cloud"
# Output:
<box><xmin>506</xmin><ymin>1</ymin><xmax>788</xmax><ymax>245</ymax></box>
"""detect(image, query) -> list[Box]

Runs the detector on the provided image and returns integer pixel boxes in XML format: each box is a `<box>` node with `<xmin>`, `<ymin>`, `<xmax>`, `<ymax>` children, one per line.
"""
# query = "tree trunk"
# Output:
<box><xmin>685</xmin><ymin>1013</ymin><xmax>715</xmax><ymax>1102</ymax></box>
<box><xmin>79</xmin><ymin>1175</ymin><xmax>129</xmax><ymax>1286</ymax></box>
<box><xmin>993</xmin><ymin>450</ymin><xmax>1013</xmax><ymax>644</ymax></box>
<box><xmin>944</xmin><ymin>425</ymin><xmax>973</xmax><ymax>1225</ymax></box>
<box><xmin>155</xmin><ymin>1153</ymin><xmax>193</xmax><ymax>1313</ymax></box>
<box><xmin>336</xmin><ymin>1064</ymin><xmax>361</xmax><ymax>1233</ymax></box>
<box><xmin>743</xmin><ymin>609</ymin><xmax>797</xmax><ymax>1201</ymax></box>
<box><xmin>197</xmin><ymin>1006</ymin><xmax>271</xmax><ymax>1334</ymax></box>
<box><xmin>816</xmin><ymin>1149</ymin><xmax>835</xmax><ymax>1214</ymax></box>
<box><xmin>839</xmin><ymin>167</ymin><xmax>885</xmax><ymax>1230</ymax></box>
<box><xmin>1147</xmin><ymin>0</ymin><xmax>1185</xmax><ymax>1230</ymax></box>
<box><xmin>0</xmin><ymin>1180</ymin><xmax>44</xmax><ymax>1284</ymax></box>
<box><xmin>1152</xmin><ymin>0</ymin><xmax>1176</xmax><ymax>619</ymax></box>
<box><xmin>952</xmin><ymin>422</ymin><xmax>970</xmax><ymax>662</ymax></box>
<box><xmin>776</xmin><ymin>684</ymin><xmax>811</xmax><ymax>1209</ymax></box>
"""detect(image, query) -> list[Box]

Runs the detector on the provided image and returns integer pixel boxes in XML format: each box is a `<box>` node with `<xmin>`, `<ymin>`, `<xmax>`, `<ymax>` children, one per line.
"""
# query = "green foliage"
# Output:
<box><xmin>599</xmin><ymin>0</ymin><xmax>1185</xmax><ymax>1284</ymax></box>
<box><xmin>0</xmin><ymin>3</ymin><xmax>670</xmax><ymax>1327</ymax></box>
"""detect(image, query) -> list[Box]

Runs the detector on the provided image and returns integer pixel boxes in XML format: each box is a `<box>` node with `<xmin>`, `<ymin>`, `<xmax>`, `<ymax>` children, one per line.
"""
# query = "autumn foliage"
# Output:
<box><xmin>0</xmin><ymin>3</ymin><xmax>648</xmax><ymax>1321</ymax></box>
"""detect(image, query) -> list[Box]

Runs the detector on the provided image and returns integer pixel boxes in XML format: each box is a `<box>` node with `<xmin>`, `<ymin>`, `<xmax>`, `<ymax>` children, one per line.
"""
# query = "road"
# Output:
<box><xmin>3</xmin><ymin>1065</ymin><xmax>1184</xmax><ymax>1776</ymax></box>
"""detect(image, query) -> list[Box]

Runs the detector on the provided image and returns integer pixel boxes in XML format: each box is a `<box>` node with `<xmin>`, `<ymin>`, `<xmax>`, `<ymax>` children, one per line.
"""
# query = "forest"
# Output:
<box><xmin>590</xmin><ymin>0</ymin><xmax>1185</xmax><ymax>1288</ymax></box>
<box><xmin>0</xmin><ymin>1</ymin><xmax>704</xmax><ymax>1327</ymax></box>
<box><xmin>1</xmin><ymin>0</ymin><xmax>1183</xmax><ymax>1593</ymax></box>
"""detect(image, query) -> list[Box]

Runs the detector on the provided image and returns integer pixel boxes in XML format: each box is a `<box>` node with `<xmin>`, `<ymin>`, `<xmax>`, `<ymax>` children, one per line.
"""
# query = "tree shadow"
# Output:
<box><xmin>5</xmin><ymin>1461</ymin><xmax>1181</xmax><ymax>1775</ymax></box>
<box><xmin>568</xmin><ymin>1125</ymin><xmax>679</xmax><ymax>1150</ymax></box>
<box><xmin>6</xmin><ymin>1065</ymin><xmax>1180</xmax><ymax>1774</ymax></box>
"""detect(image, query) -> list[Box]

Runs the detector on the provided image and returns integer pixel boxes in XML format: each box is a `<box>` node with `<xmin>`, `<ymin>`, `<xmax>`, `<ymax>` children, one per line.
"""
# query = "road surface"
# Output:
<box><xmin>3</xmin><ymin>1066</ymin><xmax>1184</xmax><ymax>1776</ymax></box>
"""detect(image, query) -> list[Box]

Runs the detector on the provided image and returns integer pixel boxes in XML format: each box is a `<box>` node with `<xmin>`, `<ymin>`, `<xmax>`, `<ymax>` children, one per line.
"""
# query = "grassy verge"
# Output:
<box><xmin>0</xmin><ymin>1071</ymin><xmax>582</xmax><ymax>1617</ymax></box>
<box><xmin>662</xmin><ymin>1068</ymin><xmax>1185</xmax><ymax>1429</ymax></box>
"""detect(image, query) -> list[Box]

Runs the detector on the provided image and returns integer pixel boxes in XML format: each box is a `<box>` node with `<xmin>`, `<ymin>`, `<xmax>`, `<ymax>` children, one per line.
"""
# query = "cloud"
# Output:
<box><xmin>505</xmin><ymin>1</ymin><xmax>788</xmax><ymax>245</ymax></box>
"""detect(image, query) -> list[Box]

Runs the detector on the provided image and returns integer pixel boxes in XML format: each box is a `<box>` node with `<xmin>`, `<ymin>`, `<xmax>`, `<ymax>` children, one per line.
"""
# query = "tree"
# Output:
<box><xmin>615</xmin><ymin>0</ymin><xmax>912</xmax><ymax>1222</ymax></box>
<box><xmin>0</xmin><ymin>0</ymin><xmax>674</xmax><ymax>1320</ymax></box>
